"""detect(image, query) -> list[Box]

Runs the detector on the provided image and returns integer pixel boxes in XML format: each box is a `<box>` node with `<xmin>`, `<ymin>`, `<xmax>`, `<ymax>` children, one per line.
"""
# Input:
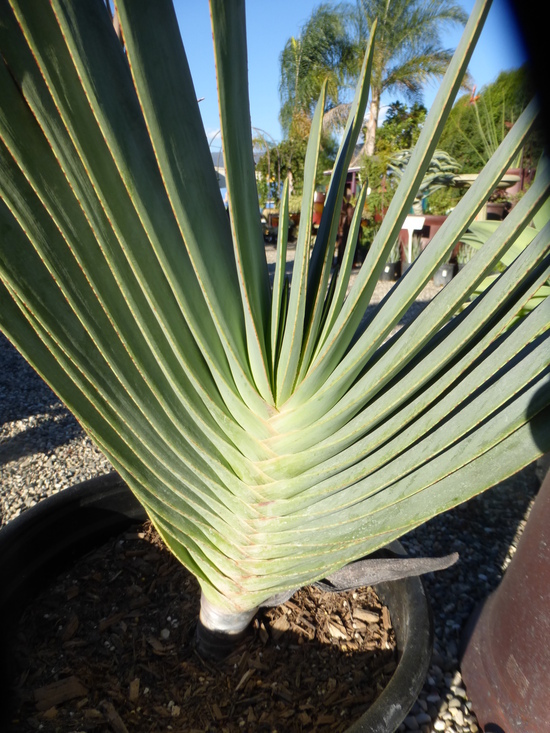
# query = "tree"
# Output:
<box><xmin>438</xmin><ymin>67</ymin><xmax>543</xmax><ymax>173</ymax></box>
<box><xmin>350</xmin><ymin>0</ymin><xmax>468</xmax><ymax>156</ymax></box>
<box><xmin>278</xmin><ymin>3</ymin><xmax>355</xmax><ymax>136</ymax></box>
<box><xmin>360</xmin><ymin>101</ymin><xmax>427</xmax><ymax>236</ymax></box>
<box><xmin>256</xmin><ymin>133</ymin><xmax>337</xmax><ymax>206</ymax></box>
<box><xmin>375</xmin><ymin>100</ymin><xmax>426</xmax><ymax>153</ymax></box>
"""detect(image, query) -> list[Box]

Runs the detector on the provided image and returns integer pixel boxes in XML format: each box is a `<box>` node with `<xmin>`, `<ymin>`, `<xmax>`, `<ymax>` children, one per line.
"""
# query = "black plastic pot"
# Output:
<box><xmin>0</xmin><ymin>474</ymin><xmax>433</xmax><ymax>732</ymax></box>
<box><xmin>380</xmin><ymin>261</ymin><xmax>401</xmax><ymax>281</ymax></box>
<box><xmin>433</xmin><ymin>262</ymin><xmax>456</xmax><ymax>287</ymax></box>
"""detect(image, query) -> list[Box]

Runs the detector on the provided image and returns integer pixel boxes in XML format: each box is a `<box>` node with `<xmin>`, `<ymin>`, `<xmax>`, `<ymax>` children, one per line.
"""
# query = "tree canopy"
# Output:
<box><xmin>278</xmin><ymin>0</ymin><xmax>467</xmax><ymax>156</ymax></box>
<box><xmin>278</xmin><ymin>3</ymin><xmax>355</xmax><ymax>136</ymax></box>
<box><xmin>348</xmin><ymin>0</ymin><xmax>468</xmax><ymax>154</ymax></box>
<box><xmin>375</xmin><ymin>100</ymin><xmax>427</xmax><ymax>153</ymax></box>
<box><xmin>438</xmin><ymin>66</ymin><xmax>543</xmax><ymax>172</ymax></box>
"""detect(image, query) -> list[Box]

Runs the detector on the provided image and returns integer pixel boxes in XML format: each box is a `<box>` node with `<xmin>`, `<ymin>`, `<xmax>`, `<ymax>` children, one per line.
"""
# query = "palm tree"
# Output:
<box><xmin>351</xmin><ymin>0</ymin><xmax>468</xmax><ymax>155</ymax></box>
<box><xmin>279</xmin><ymin>3</ymin><xmax>355</xmax><ymax>136</ymax></box>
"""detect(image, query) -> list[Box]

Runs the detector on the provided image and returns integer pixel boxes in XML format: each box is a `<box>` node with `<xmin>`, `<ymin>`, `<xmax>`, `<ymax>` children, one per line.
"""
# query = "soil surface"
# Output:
<box><xmin>7</xmin><ymin>521</ymin><xmax>397</xmax><ymax>733</ymax></box>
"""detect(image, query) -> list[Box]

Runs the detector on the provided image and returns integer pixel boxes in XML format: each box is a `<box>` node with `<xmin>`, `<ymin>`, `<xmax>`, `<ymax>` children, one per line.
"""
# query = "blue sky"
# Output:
<box><xmin>175</xmin><ymin>0</ymin><xmax>528</xmax><ymax>151</ymax></box>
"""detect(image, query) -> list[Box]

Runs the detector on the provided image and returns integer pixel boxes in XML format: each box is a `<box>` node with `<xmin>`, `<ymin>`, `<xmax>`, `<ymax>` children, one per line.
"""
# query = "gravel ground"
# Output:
<box><xmin>0</xmin><ymin>251</ymin><xmax>544</xmax><ymax>733</ymax></box>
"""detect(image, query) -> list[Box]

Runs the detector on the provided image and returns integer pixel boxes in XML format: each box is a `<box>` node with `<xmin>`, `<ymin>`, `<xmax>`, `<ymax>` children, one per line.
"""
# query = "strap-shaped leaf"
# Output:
<box><xmin>275</xmin><ymin>81</ymin><xmax>327</xmax><ymax>403</ymax></box>
<box><xmin>112</xmin><ymin>0</ymin><xmax>272</xmax><ymax>413</ymax></box>
<box><xmin>266</xmin><ymin>311</ymin><xmax>550</xmax><ymax>515</ymax></box>
<box><xmin>297</xmin><ymin>26</ymin><xmax>376</xmax><ymax>381</ymax></box>
<box><xmin>263</xmin><ymin>552</ymin><xmax>459</xmax><ymax>606</ymax></box>
<box><xmin>5</xmin><ymin>0</ymin><xmax>272</xmax><ymax>437</ymax></box>
<box><xmin>0</xmin><ymin>269</ymin><xmax>259</xmax><ymax>531</ymax></box>
<box><xmin>0</xmin><ymin>109</ymin><xmax>270</xmax><ymax>486</ymax></box>
<box><xmin>181</xmin><ymin>389</ymin><xmax>550</xmax><ymax>592</ymax></box>
<box><xmin>270</xmin><ymin>178</ymin><xmax>290</xmax><ymax>373</ymax></box>
<box><xmin>209</xmin><ymin>0</ymin><xmax>273</xmax><ymax>403</ymax></box>
<box><xmin>256</xmin><ymin>237</ymin><xmax>550</xmax><ymax>517</ymax></box>
<box><xmin>240</xmin><ymin>361</ymin><xmax>550</xmax><ymax>561</ymax></box>
<box><xmin>279</xmin><ymin>96</ymin><xmax>541</xmax><ymax>422</ymax></box>
<box><xmin>299</xmin><ymin>158</ymin><xmax>549</xmax><ymax>437</ymax></box>
<box><xmin>318</xmin><ymin>184</ymin><xmax>369</xmax><ymax>344</ymax></box>
<box><xmin>266</xmin><ymin>208</ymin><xmax>550</xmax><ymax>461</ymax></box>
<box><xmin>284</xmin><ymin>0</ymin><xmax>494</xmax><ymax>409</ymax></box>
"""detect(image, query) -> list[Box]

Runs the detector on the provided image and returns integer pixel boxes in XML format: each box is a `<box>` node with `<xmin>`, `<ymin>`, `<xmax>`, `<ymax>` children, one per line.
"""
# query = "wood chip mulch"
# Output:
<box><xmin>6</xmin><ymin>522</ymin><xmax>397</xmax><ymax>733</ymax></box>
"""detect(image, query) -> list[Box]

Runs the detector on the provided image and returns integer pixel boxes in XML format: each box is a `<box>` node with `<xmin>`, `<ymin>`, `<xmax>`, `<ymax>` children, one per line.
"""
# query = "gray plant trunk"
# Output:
<box><xmin>195</xmin><ymin>592</ymin><xmax>258</xmax><ymax>660</ymax></box>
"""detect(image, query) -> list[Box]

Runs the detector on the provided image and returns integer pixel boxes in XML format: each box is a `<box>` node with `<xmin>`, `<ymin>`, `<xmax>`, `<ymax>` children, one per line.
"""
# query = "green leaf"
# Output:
<box><xmin>270</xmin><ymin>178</ymin><xmax>290</xmax><ymax>374</ymax></box>
<box><xmin>287</xmin><ymin>0</ymin><xmax>497</xmax><ymax>409</ymax></box>
<box><xmin>279</xmin><ymin>96</ymin><xmax>541</xmax><ymax>423</ymax></box>
<box><xmin>297</xmin><ymin>22</ymin><xmax>377</xmax><ymax>381</ymax></box>
<box><xmin>275</xmin><ymin>81</ymin><xmax>327</xmax><ymax>403</ymax></box>
<box><xmin>210</xmin><ymin>0</ymin><xmax>273</xmax><ymax>403</ymax></box>
<box><xmin>316</xmin><ymin>184</ymin><xmax>368</xmax><ymax>347</ymax></box>
<box><xmin>113</xmin><ymin>0</ymin><xmax>273</xmax><ymax>414</ymax></box>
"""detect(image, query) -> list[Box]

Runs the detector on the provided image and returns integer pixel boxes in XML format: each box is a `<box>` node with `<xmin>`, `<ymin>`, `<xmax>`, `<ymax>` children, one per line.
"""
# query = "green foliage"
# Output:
<box><xmin>456</xmin><ymin>242</ymin><xmax>476</xmax><ymax>265</ymax></box>
<box><xmin>360</xmin><ymin>126</ymin><xmax>461</xmax><ymax>224</ymax></box>
<box><xmin>389</xmin><ymin>149</ymin><xmax>461</xmax><ymax>208</ymax></box>
<box><xmin>255</xmin><ymin>133</ymin><xmax>337</xmax><ymax>205</ymax></box>
<box><xmin>1</xmin><ymin>0</ymin><xmax>549</xmax><ymax>630</ymax></box>
<box><xmin>376</xmin><ymin>101</ymin><xmax>427</xmax><ymax>153</ymax></box>
<box><xmin>439</xmin><ymin>67</ymin><xmax>543</xmax><ymax>172</ymax></box>
<box><xmin>359</xmin><ymin>153</ymin><xmax>396</xmax><ymax>238</ymax></box>
<box><xmin>387</xmin><ymin>239</ymin><xmax>402</xmax><ymax>262</ymax></box>
<box><xmin>359</xmin><ymin>102</ymin><xmax>427</xmax><ymax>229</ymax></box>
<box><xmin>424</xmin><ymin>185</ymin><xmax>463</xmax><ymax>215</ymax></box>
<box><xmin>288</xmin><ymin>194</ymin><xmax>304</xmax><ymax>215</ymax></box>
<box><xmin>278</xmin><ymin>3</ymin><xmax>355</xmax><ymax>136</ymax></box>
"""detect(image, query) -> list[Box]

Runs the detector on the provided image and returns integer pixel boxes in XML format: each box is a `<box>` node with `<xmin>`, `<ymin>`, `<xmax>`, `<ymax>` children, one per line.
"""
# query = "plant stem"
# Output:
<box><xmin>195</xmin><ymin>593</ymin><xmax>258</xmax><ymax>660</ymax></box>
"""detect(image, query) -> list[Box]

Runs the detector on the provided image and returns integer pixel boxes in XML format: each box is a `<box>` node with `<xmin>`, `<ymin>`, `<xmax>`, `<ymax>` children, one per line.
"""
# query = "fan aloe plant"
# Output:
<box><xmin>1</xmin><ymin>0</ymin><xmax>549</xmax><ymax>655</ymax></box>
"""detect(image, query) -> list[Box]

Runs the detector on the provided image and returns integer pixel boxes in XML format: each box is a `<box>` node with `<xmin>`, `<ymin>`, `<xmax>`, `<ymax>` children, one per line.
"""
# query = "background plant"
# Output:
<box><xmin>460</xmin><ymin>156</ymin><xmax>550</xmax><ymax>318</ymax></box>
<box><xmin>423</xmin><ymin>185</ymin><xmax>463</xmax><ymax>215</ymax></box>
<box><xmin>255</xmin><ymin>131</ymin><xmax>337</xmax><ymax>206</ymax></box>
<box><xmin>402</xmin><ymin>231</ymin><xmax>424</xmax><ymax>265</ymax></box>
<box><xmin>439</xmin><ymin>67</ymin><xmax>543</xmax><ymax>173</ymax></box>
<box><xmin>388</xmin><ymin>148</ymin><xmax>461</xmax><ymax>213</ymax></box>
<box><xmin>278</xmin><ymin>3</ymin><xmax>356</xmax><ymax>137</ymax></box>
<box><xmin>0</xmin><ymin>0</ymin><xmax>548</xmax><ymax>654</ymax></box>
<box><xmin>387</xmin><ymin>238</ymin><xmax>402</xmax><ymax>263</ymax></box>
<box><xmin>375</xmin><ymin>101</ymin><xmax>427</xmax><ymax>152</ymax></box>
<box><xmin>348</xmin><ymin>0</ymin><xmax>468</xmax><ymax>155</ymax></box>
<box><xmin>357</xmin><ymin>103</ymin><xmax>427</xmax><ymax>238</ymax></box>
